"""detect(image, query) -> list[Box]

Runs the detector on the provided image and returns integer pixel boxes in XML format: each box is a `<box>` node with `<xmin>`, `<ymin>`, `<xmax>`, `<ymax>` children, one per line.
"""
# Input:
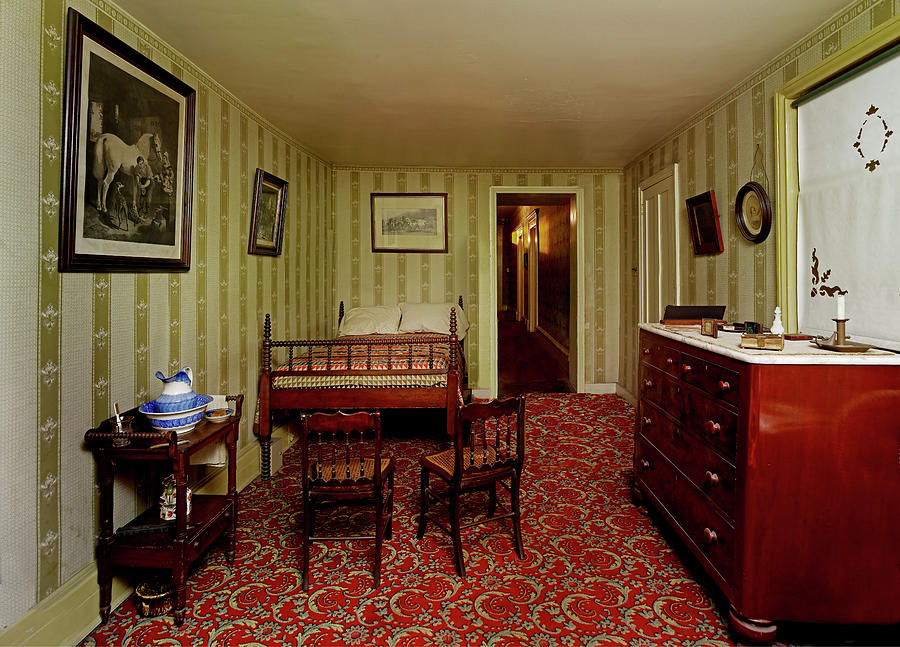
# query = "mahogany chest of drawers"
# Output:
<box><xmin>634</xmin><ymin>326</ymin><xmax>900</xmax><ymax>642</ymax></box>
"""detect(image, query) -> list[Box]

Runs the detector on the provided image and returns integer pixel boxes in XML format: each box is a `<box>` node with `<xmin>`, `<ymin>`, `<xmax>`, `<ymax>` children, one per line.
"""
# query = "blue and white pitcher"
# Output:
<box><xmin>153</xmin><ymin>367</ymin><xmax>196</xmax><ymax>412</ymax></box>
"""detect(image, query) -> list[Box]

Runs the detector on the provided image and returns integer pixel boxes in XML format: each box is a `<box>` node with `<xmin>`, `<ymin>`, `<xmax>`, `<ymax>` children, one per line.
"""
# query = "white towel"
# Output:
<box><xmin>190</xmin><ymin>394</ymin><xmax>230</xmax><ymax>467</ymax></box>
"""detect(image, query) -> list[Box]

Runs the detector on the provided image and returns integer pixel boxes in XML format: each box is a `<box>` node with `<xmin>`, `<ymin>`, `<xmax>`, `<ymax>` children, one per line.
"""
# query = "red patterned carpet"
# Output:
<box><xmin>81</xmin><ymin>394</ymin><xmax>889</xmax><ymax>646</ymax></box>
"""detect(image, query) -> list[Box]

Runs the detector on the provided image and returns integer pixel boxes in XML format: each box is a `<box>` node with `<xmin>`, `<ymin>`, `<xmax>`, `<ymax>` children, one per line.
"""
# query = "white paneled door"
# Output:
<box><xmin>639</xmin><ymin>165</ymin><xmax>680</xmax><ymax>323</ymax></box>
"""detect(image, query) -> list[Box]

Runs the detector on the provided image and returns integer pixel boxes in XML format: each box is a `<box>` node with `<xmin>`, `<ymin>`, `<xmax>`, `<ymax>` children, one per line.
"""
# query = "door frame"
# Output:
<box><xmin>638</xmin><ymin>164</ymin><xmax>680</xmax><ymax>323</ymax></box>
<box><xmin>488</xmin><ymin>186</ymin><xmax>585</xmax><ymax>399</ymax></box>
<box><xmin>525</xmin><ymin>209</ymin><xmax>538</xmax><ymax>331</ymax></box>
<box><xmin>514</xmin><ymin>225</ymin><xmax>525</xmax><ymax>321</ymax></box>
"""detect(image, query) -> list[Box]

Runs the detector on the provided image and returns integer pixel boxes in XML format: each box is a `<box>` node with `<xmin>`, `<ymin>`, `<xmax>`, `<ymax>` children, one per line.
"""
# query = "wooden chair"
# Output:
<box><xmin>417</xmin><ymin>396</ymin><xmax>526</xmax><ymax>576</ymax></box>
<box><xmin>299</xmin><ymin>410</ymin><xmax>395</xmax><ymax>589</ymax></box>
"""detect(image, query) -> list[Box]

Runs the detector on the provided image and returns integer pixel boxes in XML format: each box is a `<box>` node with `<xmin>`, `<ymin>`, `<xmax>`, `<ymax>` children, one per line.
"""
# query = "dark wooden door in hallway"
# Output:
<box><xmin>498</xmin><ymin>311</ymin><xmax>573</xmax><ymax>399</ymax></box>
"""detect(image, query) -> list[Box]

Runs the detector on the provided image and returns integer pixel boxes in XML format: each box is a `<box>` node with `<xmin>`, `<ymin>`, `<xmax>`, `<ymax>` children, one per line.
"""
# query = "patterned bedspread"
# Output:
<box><xmin>271</xmin><ymin>338</ymin><xmax>455</xmax><ymax>390</ymax></box>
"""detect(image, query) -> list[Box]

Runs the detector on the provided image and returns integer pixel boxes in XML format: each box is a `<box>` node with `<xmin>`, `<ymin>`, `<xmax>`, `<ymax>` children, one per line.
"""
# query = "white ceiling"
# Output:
<box><xmin>115</xmin><ymin>0</ymin><xmax>850</xmax><ymax>167</ymax></box>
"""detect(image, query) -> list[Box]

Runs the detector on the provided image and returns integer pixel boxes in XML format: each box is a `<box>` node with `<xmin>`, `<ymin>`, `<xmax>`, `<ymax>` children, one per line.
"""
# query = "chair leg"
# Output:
<box><xmin>510</xmin><ymin>471</ymin><xmax>525</xmax><ymax>560</ymax></box>
<box><xmin>450</xmin><ymin>489</ymin><xmax>466</xmax><ymax>577</ymax></box>
<box><xmin>374</xmin><ymin>491</ymin><xmax>383</xmax><ymax>588</ymax></box>
<box><xmin>417</xmin><ymin>467</ymin><xmax>429</xmax><ymax>540</ymax></box>
<box><xmin>487</xmin><ymin>483</ymin><xmax>497</xmax><ymax>518</ymax></box>
<box><xmin>302</xmin><ymin>498</ymin><xmax>312</xmax><ymax>591</ymax></box>
<box><xmin>385</xmin><ymin>469</ymin><xmax>394</xmax><ymax>540</ymax></box>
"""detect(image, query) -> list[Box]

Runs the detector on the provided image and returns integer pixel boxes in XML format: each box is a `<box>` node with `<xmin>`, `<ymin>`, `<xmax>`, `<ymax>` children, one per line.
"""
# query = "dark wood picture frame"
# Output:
<box><xmin>735</xmin><ymin>181</ymin><xmax>772</xmax><ymax>243</ymax></box>
<box><xmin>371</xmin><ymin>193</ymin><xmax>448</xmax><ymax>253</ymax></box>
<box><xmin>59</xmin><ymin>8</ymin><xmax>195</xmax><ymax>272</ymax></box>
<box><xmin>685</xmin><ymin>190</ymin><xmax>724</xmax><ymax>255</ymax></box>
<box><xmin>248</xmin><ymin>169</ymin><xmax>288</xmax><ymax>256</ymax></box>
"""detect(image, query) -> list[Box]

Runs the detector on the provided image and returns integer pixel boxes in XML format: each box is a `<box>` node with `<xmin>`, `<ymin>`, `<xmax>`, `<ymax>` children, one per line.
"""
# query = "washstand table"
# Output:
<box><xmin>84</xmin><ymin>394</ymin><xmax>243</xmax><ymax>625</ymax></box>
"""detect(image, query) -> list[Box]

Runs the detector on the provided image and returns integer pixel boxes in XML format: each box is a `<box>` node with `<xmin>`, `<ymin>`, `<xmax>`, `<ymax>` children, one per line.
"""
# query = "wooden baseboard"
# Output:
<box><xmin>0</xmin><ymin>441</ymin><xmax>265</xmax><ymax>646</ymax></box>
<box><xmin>536</xmin><ymin>325</ymin><xmax>569</xmax><ymax>357</ymax></box>
<box><xmin>583</xmin><ymin>382</ymin><xmax>616</xmax><ymax>395</ymax></box>
<box><xmin>0</xmin><ymin>563</ymin><xmax>131</xmax><ymax>647</ymax></box>
<box><xmin>615</xmin><ymin>383</ymin><xmax>637</xmax><ymax>405</ymax></box>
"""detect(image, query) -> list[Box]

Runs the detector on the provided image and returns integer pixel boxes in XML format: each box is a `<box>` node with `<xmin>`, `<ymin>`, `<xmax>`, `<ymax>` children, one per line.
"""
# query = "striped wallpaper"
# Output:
<box><xmin>0</xmin><ymin>0</ymin><xmax>333</xmax><ymax>628</ymax></box>
<box><xmin>1</xmin><ymin>0</ymin><xmax>891</xmax><ymax>635</ymax></box>
<box><xmin>619</xmin><ymin>0</ymin><xmax>893</xmax><ymax>399</ymax></box>
<box><xmin>332</xmin><ymin>168</ymin><xmax>621</xmax><ymax>391</ymax></box>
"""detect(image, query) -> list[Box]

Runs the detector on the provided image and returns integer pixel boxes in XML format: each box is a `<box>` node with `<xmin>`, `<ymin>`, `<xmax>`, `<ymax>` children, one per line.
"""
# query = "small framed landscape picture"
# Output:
<box><xmin>701</xmin><ymin>318</ymin><xmax>719</xmax><ymax>338</ymax></box>
<box><xmin>248</xmin><ymin>169</ymin><xmax>288</xmax><ymax>256</ymax></box>
<box><xmin>371</xmin><ymin>193</ymin><xmax>448</xmax><ymax>253</ymax></box>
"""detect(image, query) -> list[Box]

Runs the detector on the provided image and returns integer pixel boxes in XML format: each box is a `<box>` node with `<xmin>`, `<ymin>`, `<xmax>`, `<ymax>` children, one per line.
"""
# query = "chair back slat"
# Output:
<box><xmin>300</xmin><ymin>411</ymin><xmax>383</xmax><ymax>491</ymax></box>
<box><xmin>453</xmin><ymin>396</ymin><xmax>525</xmax><ymax>483</ymax></box>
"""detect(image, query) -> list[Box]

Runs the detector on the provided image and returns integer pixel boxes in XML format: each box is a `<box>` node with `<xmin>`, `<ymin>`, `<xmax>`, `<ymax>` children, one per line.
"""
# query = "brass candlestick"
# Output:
<box><xmin>832</xmin><ymin>318</ymin><xmax>848</xmax><ymax>345</ymax></box>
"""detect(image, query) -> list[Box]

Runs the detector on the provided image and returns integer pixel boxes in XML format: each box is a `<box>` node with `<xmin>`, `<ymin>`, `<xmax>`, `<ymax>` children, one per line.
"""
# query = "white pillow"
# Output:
<box><xmin>398</xmin><ymin>302</ymin><xmax>470</xmax><ymax>340</ymax></box>
<box><xmin>338</xmin><ymin>305</ymin><xmax>402</xmax><ymax>336</ymax></box>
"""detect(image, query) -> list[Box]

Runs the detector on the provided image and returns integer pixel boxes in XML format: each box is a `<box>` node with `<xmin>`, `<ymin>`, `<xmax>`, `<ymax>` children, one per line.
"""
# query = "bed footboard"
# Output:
<box><xmin>255</xmin><ymin>307</ymin><xmax>463</xmax><ymax>479</ymax></box>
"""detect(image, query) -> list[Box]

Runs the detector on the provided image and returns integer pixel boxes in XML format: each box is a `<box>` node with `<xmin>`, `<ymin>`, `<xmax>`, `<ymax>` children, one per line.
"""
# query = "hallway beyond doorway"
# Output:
<box><xmin>498</xmin><ymin>311</ymin><xmax>574</xmax><ymax>399</ymax></box>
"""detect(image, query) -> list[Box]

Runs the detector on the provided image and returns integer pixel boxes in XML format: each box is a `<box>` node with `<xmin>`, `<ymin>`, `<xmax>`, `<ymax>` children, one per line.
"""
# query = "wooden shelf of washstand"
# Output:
<box><xmin>83</xmin><ymin>394</ymin><xmax>243</xmax><ymax>626</ymax></box>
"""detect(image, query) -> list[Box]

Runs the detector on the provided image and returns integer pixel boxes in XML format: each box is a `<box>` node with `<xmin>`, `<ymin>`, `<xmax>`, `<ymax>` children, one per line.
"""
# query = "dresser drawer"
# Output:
<box><xmin>639</xmin><ymin>402</ymin><xmax>736</xmax><ymax>519</ymax></box>
<box><xmin>680</xmin><ymin>386</ymin><xmax>737</xmax><ymax>459</ymax></box>
<box><xmin>636</xmin><ymin>438</ymin><xmax>735</xmax><ymax>585</ymax></box>
<box><xmin>681</xmin><ymin>352</ymin><xmax>740</xmax><ymax>407</ymax></box>
<box><xmin>640</xmin><ymin>337</ymin><xmax>682</xmax><ymax>377</ymax></box>
<box><xmin>639</xmin><ymin>364</ymin><xmax>684</xmax><ymax>418</ymax></box>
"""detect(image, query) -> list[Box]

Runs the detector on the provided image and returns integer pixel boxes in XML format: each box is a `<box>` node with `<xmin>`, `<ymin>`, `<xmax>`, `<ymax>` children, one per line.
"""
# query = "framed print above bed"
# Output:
<box><xmin>371</xmin><ymin>193</ymin><xmax>448</xmax><ymax>253</ymax></box>
<box><xmin>248</xmin><ymin>169</ymin><xmax>288</xmax><ymax>256</ymax></box>
<box><xmin>59</xmin><ymin>8</ymin><xmax>195</xmax><ymax>272</ymax></box>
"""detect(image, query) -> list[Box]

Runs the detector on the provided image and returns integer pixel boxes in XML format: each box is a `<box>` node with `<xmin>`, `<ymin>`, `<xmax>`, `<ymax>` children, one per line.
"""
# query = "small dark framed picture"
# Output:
<box><xmin>248</xmin><ymin>169</ymin><xmax>288</xmax><ymax>256</ymax></box>
<box><xmin>701</xmin><ymin>318</ymin><xmax>719</xmax><ymax>338</ymax></box>
<box><xmin>685</xmin><ymin>190</ymin><xmax>724</xmax><ymax>255</ymax></box>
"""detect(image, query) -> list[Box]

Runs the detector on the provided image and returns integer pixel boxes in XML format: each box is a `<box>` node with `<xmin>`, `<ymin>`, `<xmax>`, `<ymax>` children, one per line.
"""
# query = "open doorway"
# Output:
<box><xmin>496</xmin><ymin>193</ymin><xmax>575</xmax><ymax>399</ymax></box>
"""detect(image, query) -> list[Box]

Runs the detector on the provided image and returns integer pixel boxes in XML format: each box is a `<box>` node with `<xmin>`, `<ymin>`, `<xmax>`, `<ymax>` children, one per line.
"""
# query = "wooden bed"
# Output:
<box><xmin>255</xmin><ymin>299</ymin><xmax>467</xmax><ymax>478</ymax></box>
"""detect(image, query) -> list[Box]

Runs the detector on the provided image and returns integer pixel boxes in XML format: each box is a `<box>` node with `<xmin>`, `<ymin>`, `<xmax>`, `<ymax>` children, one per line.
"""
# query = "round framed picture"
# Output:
<box><xmin>735</xmin><ymin>181</ymin><xmax>772</xmax><ymax>243</ymax></box>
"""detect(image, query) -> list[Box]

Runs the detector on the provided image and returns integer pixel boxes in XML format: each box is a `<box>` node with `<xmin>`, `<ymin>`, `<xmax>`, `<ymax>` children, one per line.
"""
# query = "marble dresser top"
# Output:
<box><xmin>640</xmin><ymin>323</ymin><xmax>900</xmax><ymax>365</ymax></box>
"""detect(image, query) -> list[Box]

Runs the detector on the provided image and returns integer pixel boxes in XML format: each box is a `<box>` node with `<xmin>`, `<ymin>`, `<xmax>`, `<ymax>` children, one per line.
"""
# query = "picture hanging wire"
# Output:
<box><xmin>750</xmin><ymin>144</ymin><xmax>769</xmax><ymax>193</ymax></box>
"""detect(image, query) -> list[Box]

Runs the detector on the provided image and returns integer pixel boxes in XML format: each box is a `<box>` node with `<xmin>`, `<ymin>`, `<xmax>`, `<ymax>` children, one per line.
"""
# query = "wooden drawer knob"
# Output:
<box><xmin>642</xmin><ymin>378</ymin><xmax>654</xmax><ymax>389</ymax></box>
<box><xmin>705</xmin><ymin>420</ymin><xmax>722</xmax><ymax>436</ymax></box>
<box><xmin>705</xmin><ymin>470</ymin><xmax>720</xmax><ymax>487</ymax></box>
<box><xmin>704</xmin><ymin>527</ymin><xmax>718</xmax><ymax>544</ymax></box>
<box><xmin>665</xmin><ymin>357</ymin><xmax>674</xmax><ymax>366</ymax></box>
<box><xmin>643</xmin><ymin>348</ymin><xmax>651</xmax><ymax>356</ymax></box>
<box><xmin>642</xmin><ymin>417</ymin><xmax>652</xmax><ymax>427</ymax></box>
<box><xmin>717</xmin><ymin>380</ymin><xmax>731</xmax><ymax>392</ymax></box>
<box><xmin>640</xmin><ymin>458</ymin><xmax>652</xmax><ymax>470</ymax></box>
<box><xmin>682</xmin><ymin>363</ymin><xmax>693</xmax><ymax>375</ymax></box>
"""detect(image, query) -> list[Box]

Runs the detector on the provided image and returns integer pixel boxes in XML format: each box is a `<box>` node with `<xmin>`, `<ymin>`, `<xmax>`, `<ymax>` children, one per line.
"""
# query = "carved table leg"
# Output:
<box><xmin>97</xmin><ymin>456</ymin><xmax>114</xmax><ymax>623</ymax></box>
<box><xmin>729</xmin><ymin>605</ymin><xmax>777</xmax><ymax>643</ymax></box>
<box><xmin>260</xmin><ymin>436</ymin><xmax>271</xmax><ymax>480</ymax></box>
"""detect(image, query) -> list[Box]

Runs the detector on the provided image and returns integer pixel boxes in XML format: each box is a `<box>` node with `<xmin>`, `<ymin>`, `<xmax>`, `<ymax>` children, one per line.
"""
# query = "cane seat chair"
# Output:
<box><xmin>300</xmin><ymin>410</ymin><xmax>395</xmax><ymax>589</ymax></box>
<box><xmin>417</xmin><ymin>396</ymin><xmax>526</xmax><ymax>576</ymax></box>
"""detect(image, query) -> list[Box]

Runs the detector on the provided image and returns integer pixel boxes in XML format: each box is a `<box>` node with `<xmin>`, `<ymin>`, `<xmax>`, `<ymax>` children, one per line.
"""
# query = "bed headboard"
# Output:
<box><xmin>337</xmin><ymin>296</ymin><xmax>465</xmax><ymax>327</ymax></box>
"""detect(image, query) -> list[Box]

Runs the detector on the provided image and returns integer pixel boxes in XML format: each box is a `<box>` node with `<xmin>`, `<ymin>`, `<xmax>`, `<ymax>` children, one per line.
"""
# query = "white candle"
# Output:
<box><xmin>836</xmin><ymin>294</ymin><xmax>845</xmax><ymax>319</ymax></box>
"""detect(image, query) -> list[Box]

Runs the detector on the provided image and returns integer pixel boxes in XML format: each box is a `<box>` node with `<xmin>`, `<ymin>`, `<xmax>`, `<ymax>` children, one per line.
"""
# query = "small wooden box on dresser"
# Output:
<box><xmin>634</xmin><ymin>325</ymin><xmax>900</xmax><ymax>642</ymax></box>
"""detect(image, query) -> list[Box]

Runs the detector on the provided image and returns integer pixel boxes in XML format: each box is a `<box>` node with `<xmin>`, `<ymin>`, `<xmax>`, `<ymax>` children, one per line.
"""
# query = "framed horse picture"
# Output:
<box><xmin>59</xmin><ymin>8</ymin><xmax>195</xmax><ymax>272</ymax></box>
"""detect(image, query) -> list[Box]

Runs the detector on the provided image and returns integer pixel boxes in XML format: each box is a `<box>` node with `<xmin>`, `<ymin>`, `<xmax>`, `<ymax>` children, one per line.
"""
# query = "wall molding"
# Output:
<box><xmin>88</xmin><ymin>0</ymin><xmax>332</xmax><ymax>167</ymax></box>
<box><xmin>633</xmin><ymin>0</ymin><xmax>882</xmax><ymax>163</ymax></box>
<box><xmin>334</xmin><ymin>165</ymin><xmax>623</xmax><ymax>175</ymax></box>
